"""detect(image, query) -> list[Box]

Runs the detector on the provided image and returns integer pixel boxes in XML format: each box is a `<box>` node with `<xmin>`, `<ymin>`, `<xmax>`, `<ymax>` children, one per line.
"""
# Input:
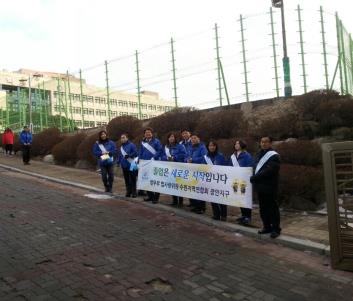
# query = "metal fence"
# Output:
<box><xmin>323</xmin><ymin>142</ymin><xmax>353</xmax><ymax>271</ymax></box>
<box><xmin>1</xmin><ymin>5</ymin><xmax>353</xmax><ymax>133</ymax></box>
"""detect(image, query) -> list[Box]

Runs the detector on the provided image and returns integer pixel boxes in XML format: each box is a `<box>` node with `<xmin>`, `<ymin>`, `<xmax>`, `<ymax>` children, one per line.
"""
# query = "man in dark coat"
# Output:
<box><xmin>250</xmin><ymin>136</ymin><xmax>281</xmax><ymax>238</ymax></box>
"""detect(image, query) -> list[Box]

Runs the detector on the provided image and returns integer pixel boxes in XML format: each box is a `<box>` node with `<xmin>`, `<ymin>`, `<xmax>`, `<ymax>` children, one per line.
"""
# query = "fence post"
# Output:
<box><xmin>297</xmin><ymin>4</ymin><xmax>307</xmax><ymax>93</ymax></box>
<box><xmin>37</xmin><ymin>83</ymin><xmax>43</xmax><ymax>132</ymax></box>
<box><xmin>21</xmin><ymin>88</ymin><xmax>26</xmax><ymax>126</ymax></box>
<box><xmin>269</xmin><ymin>7</ymin><xmax>280</xmax><ymax>98</ymax></box>
<box><xmin>79</xmin><ymin>69</ymin><xmax>85</xmax><ymax>128</ymax></box>
<box><xmin>214</xmin><ymin>23</ymin><xmax>223</xmax><ymax>106</ymax></box>
<box><xmin>170</xmin><ymin>37</ymin><xmax>178</xmax><ymax>108</ymax></box>
<box><xmin>349</xmin><ymin>34</ymin><xmax>353</xmax><ymax>94</ymax></box>
<box><xmin>5</xmin><ymin>92</ymin><xmax>9</xmax><ymax>127</ymax></box>
<box><xmin>239</xmin><ymin>14</ymin><xmax>250</xmax><ymax>102</ymax></box>
<box><xmin>135</xmin><ymin>50</ymin><xmax>142</xmax><ymax>119</ymax></box>
<box><xmin>63</xmin><ymin>77</ymin><xmax>71</xmax><ymax>131</ymax></box>
<box><xmin>56</xmin><ymin>78</ymin><xmax>63</xmax><ymax>132</ymax></box>
<box><xmin>42</xmin><ymin>81</ymin><xmax>48</xmax><ymax>129</ymax></box>
<box><xmin>340</xmin><ymin>20</ymin><xmax>349</xmax><ymax>94</ymax></box>
<box><xmin>320</xmin><ymin>6</ymin><xmax>329</xmax><ymax>90</ymax></box>
<box><xmin>335</xmin><ymin>13</ymin><xmax>344</xmax><ymax>94</ymax></box>
<box><xmin>66</xmin><ymin>71</ymin><xmax>75</xmax><ymax>131</ymax></box>
<box><xmin>105</xmin><ymin>60</ymin><xmax>111</xmax><ymax>123</ymax></box>
<box><xmin>218</xmin><ymin>60</ymin><xmax>230</xmax><ymax>106</ymax></box>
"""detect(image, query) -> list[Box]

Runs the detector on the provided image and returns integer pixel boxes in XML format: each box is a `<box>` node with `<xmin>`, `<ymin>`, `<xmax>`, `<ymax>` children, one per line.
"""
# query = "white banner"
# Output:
<box><xmin>137</xmin><ymin>160</ymin><xmax>253</xmax><ymax>208</ymax></box>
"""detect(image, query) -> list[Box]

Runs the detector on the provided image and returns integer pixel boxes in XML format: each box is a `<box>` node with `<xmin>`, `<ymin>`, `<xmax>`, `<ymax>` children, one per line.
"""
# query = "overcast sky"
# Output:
<box><xmin>1</xmin><ymin>0</ymin><xmax>353</xmax><ymax>107</ymax></box>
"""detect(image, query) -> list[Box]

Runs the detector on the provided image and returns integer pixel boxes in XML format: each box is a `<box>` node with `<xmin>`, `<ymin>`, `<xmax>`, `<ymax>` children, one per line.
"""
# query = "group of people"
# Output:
<box><xmin>2</xmin><ymin>126</ymin><xmax>33</xmax><ymax>165</ymax></box>
<box><xmin>93</xmin><ymin>128</ymin><xmax>281</xmax><ymax>239</ymax></box>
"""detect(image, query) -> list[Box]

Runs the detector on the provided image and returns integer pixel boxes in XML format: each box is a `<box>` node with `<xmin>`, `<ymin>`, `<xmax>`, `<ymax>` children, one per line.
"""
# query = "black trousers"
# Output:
<box><xmin>258</xmin><ymin>192</ymin><xmax>281</xmax><ymax>232</ymax></box>
<box><xmin>22</xmin><ymin>145</ymin><xmax>31</xmax><ymax>163</ymax></box>
<box><xmin>122</xmin><ymin>168</ymin><xmax>137</xmax><ymax>195</ymax></box>
<box><xmin>101</xmin><ymin>164</ymin><xmax>114</xmax><ymax>189</ymax></box>
<box><xmin>240</xmin><ymin>207</ymin><xmax>252</xmax><ymax>219</ymax></box>
<box><xmin>172</xmin><ymin>196</ymin><xmax>183</xmax><ymax>205</ymax></box>
<box><xmin>190</xmin><ymin>199</ymin><xmax>206</xmax><ymax>210</ymax></box>
<box><xmin>5</xmin><ymin>144</ymin><xmax>13</xmax><ymax>154</ymax></box>
<box><xmin>147</xmin><ymin>191</ymin><xmax>160</xmax><ymax>202</ymax></box>
<box><xmin>211</xmin><ymin>203</ymin><xmax>227</xmax><ymax>218</ymax></box>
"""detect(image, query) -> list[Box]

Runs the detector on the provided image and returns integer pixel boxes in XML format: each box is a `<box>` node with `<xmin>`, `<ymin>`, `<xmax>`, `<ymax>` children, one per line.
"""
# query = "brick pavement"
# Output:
<box><xmin>0</xmin><ymin>167</ymin><xmax>352</xmax><ymax>301</ymax></box>
<box><xmin>0</xmin><ymin>154</ymin><xmax>329</xmax><ymax>245</ymax></box>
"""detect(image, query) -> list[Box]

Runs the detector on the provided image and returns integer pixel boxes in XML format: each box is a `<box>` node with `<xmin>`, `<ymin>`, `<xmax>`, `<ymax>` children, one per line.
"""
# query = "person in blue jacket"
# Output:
<box><xmin>186</xmin><ymin>133</ymin><xmax>208</xmax><ymax>214</ymax></box>
<box><xmin>139</xmin><ymin>127</ymin><xmax>163</xmax><ymax>204</ymax></box>
<box><xmin>230</xmin><ymin>139</ymin><xmax>254</xmax><ymax>225</ymax></box>
<box><xmin>179</xmin><ymin>129</ymin><xmax>192</xmax><ymax>158</ymax></box>
<box><xmin>118</xmin><ymin>133</ymin><xmax>138</xmax><ymax>198</ymax></box>
<box><xmin>92</xmin><ymin>130</ymin><xmax>117</xmax><ymax>193</ymax></box>
<box><xmin>19</xmin><ymin>125</ymin><xmax>33</xmax><ymax>165</ymax></box>
<box><xmin>162</xmin><ymin>132</ymin><xmax>187</xmax><ymax>207</ymax></box>
<box><xmin>203</xmin><ymin>140</ymin><xmax>228</xmax><ymax>221</ymax></box>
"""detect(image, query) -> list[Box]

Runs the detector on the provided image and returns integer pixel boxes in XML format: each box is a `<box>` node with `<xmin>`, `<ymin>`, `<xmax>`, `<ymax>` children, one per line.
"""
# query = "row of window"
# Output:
<box><xmin>53</xmin><ymin>91</ymin><xmax>173</xmax><ymax>112</ymax></box>
<box><xmin>73</xmin><ymin>120</ymin><xmax>96</xmax><ymax>127</ymax></box>
<box><xmin>53</xmin><ymin>105</ymin><xmax>155</xmax><ymax>119</ymax></box>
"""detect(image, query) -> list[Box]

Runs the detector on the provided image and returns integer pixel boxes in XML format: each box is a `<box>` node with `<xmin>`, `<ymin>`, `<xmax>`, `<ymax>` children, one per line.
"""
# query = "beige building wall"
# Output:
<box><xmin>0</xmin><ymin>69</ymin><xmax>175</xmax><ymax>128</ymax></box>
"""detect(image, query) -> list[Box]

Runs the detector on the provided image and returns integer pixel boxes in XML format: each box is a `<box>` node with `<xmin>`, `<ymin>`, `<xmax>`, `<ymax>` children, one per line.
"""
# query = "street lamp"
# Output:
<box><xmin>272</xmin><ymin>0</ymin><xmax>292</xmax><ymax>97</ymax></box>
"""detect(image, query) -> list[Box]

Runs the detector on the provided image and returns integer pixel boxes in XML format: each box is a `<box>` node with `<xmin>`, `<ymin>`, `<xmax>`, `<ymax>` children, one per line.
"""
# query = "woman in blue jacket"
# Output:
<box><xmin>19</xmin><ymin>125</ymin><xmax>33</xmax><ymax>165</ymax></box>
<box><xmin>204</xmin><ymin>140</ymin><xmax>228</xmax><ymax>221</ymax></box>
<box><xmin>92</xmin><ymin>130</ymin><xmax>117</xmax><ymax>193</ymax></box>
<box><xmin>162</xmin><ymin>132</ymin><xmax>187</xmax><ymax>206</ymax></box>
<box><xmin>230</xmin><ymin>139</ymin><xmax>254</xmax><ymax>225</ymax></box>
<box><xmin>186</xmin><ymin>134</ymin><xmax>208</xmax><ymax>214</ymax></box>
<box><xmin>118</xmin><ymin>133</ymin><xmax>138</xmax><ymax>198</ymax></box>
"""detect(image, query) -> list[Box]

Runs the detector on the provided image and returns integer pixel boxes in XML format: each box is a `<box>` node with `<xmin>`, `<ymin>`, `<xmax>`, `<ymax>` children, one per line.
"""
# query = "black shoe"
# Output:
<box><xmin>152</xmin><ymin>200</ymin><xmax>158</xmax><ymax>204</ymax></box>
<box><xmin>212</xmin><ymin>216</ymin><xmax>220</xmax><ymax>221</ymax></box>
<box><xmin>258</xmin><ymin>228</ymin><xmax>272</xmax><ymax>235</ymax></box>
<box><xmin>144</xmin><ymin>198</ymin><xmax>152</xmax><ymax>202</ymax></box>
<box><xmin>241</xmin><ymin>217</ymin><xmax>251</xmax><ymax>226</ymax></box>
<box><xmin>104</xmin><ymin>186</ymin><xmax>109</xmax><ymax>192</ymax></box>
<box><xmin>270</xmin><ymin>231</ymin><xmax>280</xmax><ymax>239</ymax></box>
<box><xmin>192</xmin><ymin>208</ymin><xmax>204</xmax><ymax>214</ymax></box>
<box><xmin>131</xmin><ymin>193</ymin><xmax>137</xmax><ymax>198</ymax></box>
<box><xmin>235</xmin><ymin>217</ymin><xmax>244</xmax><ymax>224</ymax></box>
<box><xmin>220</xmin><ymin>216</ymin><xmax>227</xmax><ymax>222</ymax></box>
<box><xmin>125</xmin><ymin>193</ymin><xmax>131</xmax><ymax>197</ymax></box>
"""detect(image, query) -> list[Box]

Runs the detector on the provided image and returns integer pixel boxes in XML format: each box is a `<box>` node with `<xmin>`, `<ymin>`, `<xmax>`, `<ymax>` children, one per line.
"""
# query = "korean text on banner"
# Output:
<box><xmin>137</xmin><ymin>160</ymin><xmax>253</xmax><ymax>208</ymax></box>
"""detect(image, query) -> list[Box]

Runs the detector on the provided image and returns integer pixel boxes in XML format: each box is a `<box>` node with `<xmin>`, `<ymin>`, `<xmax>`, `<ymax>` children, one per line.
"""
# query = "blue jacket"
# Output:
<box><xmin>161</xmin><ymin>143</ymin><xmax>187</xmax><ymax>162</ymax></box>
<box><xmin>203</xmin><ymin>152</ymin><xmax>227</xmax><ymax>166</ymax></box>
<box><xmin>92</xmin><ymin>139</ymin><xmax>117</xmax><ymax>167</ymax></box>
<box><xmin>20</xmin><ymin>131</ymin><xmax>32</xmax><ymax>145</ymax></box>
<box><xmin>179</xmin><ymin>139</ymin><xmax>192</xmax><ymax>157</ymax></box>
<box><xmin>139</xmin><ymin>137</ymin><xmax>163</xmax><ymax>160</ymax></box>
<box><xmin>187</xmin><ymin>143</ymin><xmax>207</xmax><ymax>164</ymax></box>
<box><xmin>229</xmin><ymin>151</ymin><xmax>254</xmax><ymax>167</ymax></box>
<box><xmin>118</xmin><ymin>141</ymin><xmax>138</xmax><ymax>169</ymax></box>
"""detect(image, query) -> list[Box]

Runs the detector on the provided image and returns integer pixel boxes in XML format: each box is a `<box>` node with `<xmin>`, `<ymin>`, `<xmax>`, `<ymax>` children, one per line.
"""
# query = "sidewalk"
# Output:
<box><xmin>0</xmin><ymin>154</ymin><xmax>329</xmax><ymax>249</ymax></box>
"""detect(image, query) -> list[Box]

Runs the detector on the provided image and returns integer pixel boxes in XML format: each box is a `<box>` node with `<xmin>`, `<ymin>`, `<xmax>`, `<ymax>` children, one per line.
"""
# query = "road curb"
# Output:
<box><xmin>0</xmin><ymin>163</ymin><xmax>330</xmax><ymax>256</ymax></box>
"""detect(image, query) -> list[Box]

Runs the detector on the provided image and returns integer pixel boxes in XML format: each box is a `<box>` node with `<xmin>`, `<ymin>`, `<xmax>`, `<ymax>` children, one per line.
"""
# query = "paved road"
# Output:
<box><xmin>0</xmin><ymin>167</ymin><xmax>352</xmax><ymax>301</ymax></box>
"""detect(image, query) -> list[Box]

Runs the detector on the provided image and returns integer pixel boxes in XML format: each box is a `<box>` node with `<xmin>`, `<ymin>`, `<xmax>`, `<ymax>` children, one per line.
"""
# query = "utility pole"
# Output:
<box><xmin>272</xmin><ymin>0</ymin><xmax>292</xmax><ymax>97</ymax></box>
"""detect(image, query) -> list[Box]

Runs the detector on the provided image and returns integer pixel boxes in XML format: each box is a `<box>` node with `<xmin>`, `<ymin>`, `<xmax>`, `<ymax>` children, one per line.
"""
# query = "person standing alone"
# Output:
<box><xmin>2</xmin><ymin>128</ymin><xmax>14</xmax><ymax>156</ymax></box>
<box><xmin>20</xmin><ymin>126</ymin><xmax>32</xmax><ymax>165</ymax></box>
<box><xmin>250</xmin><ymin>136</ymin><xmax>281</xmax><ymax>239</ymax></box>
